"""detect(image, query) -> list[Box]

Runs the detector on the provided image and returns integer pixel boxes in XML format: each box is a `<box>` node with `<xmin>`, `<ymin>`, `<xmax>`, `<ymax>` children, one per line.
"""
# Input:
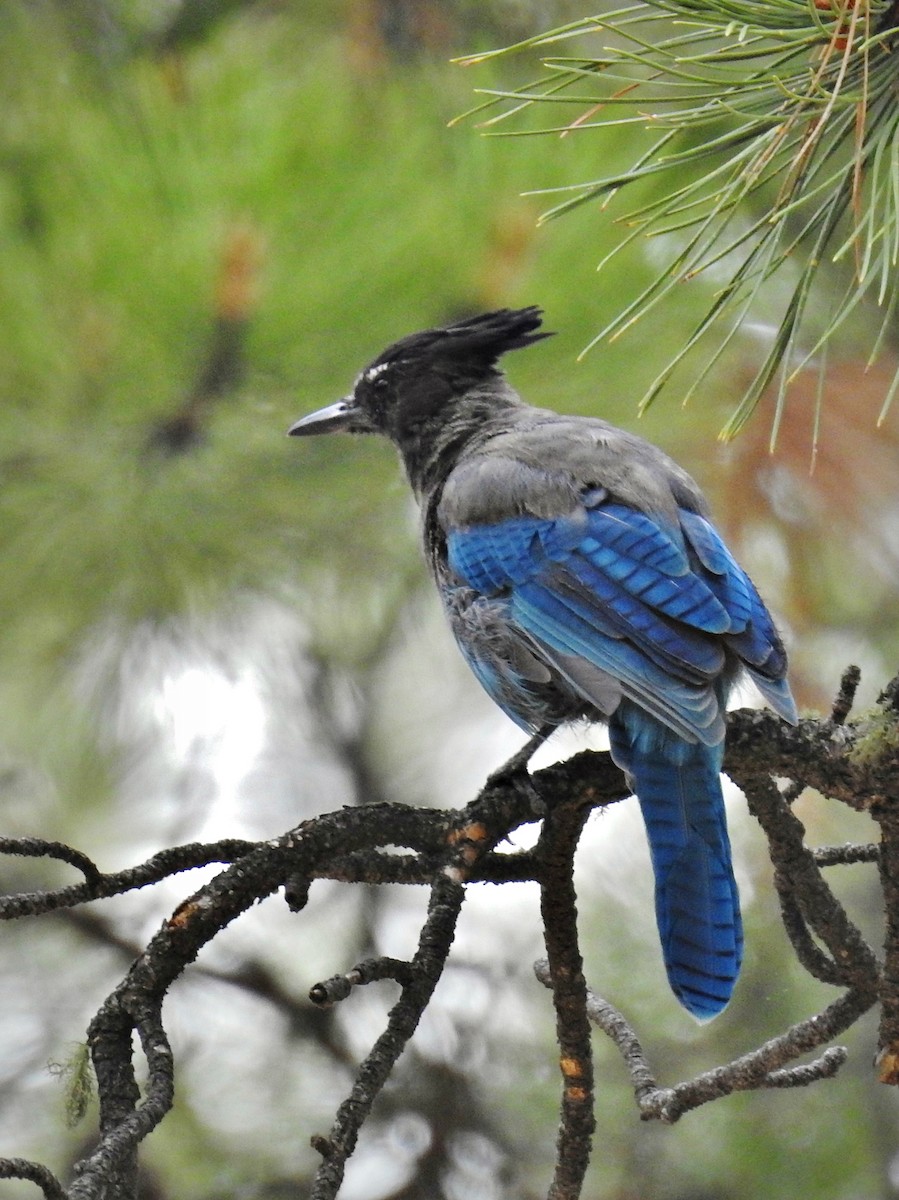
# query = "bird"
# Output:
<box><xmin>288</xmin><ymin>307</ymin><xmax>798</xmax><ymax>1020</ymax></box>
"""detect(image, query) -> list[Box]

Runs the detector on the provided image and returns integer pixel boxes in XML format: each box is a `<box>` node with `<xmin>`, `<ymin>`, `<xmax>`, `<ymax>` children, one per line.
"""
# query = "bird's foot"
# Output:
<box><xmin>484</xmin><ymin>725</ymin><xmax>554</xmax><ymax>816</ymax></box>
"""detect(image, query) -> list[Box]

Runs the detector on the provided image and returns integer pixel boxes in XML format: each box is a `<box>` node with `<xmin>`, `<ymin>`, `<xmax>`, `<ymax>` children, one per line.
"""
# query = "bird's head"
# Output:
<box><xmin>288</xmin><ymin>307</ymin><xmax>552</xmax><ymax>450</ymax></box>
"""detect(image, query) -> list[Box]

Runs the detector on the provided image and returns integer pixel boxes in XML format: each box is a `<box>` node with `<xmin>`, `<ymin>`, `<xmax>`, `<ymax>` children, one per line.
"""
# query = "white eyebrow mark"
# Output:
<box><xmin>362</xmin><ymin>362</ymin><xmax>390</xmax><ymax>385</ymax></box>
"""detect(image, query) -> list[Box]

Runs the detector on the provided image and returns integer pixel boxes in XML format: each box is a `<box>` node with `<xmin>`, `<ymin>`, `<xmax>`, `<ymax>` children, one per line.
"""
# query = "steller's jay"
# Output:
<box><xmin>289</xmin><ymin>307</ymin><xmax>797</xmax><ymax>1019</ymax></box>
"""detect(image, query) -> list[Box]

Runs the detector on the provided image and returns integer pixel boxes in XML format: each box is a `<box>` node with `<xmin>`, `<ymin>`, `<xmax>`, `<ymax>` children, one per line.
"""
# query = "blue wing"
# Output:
<box><xmin>445</xmin><ymin>500</ymin><xmax>796</xmax><ymax>742</ymax></box>
<box><xmin>443</xmin><ymin>495</ymin><xmax>795</xmax><ymax>1019</ymax></box>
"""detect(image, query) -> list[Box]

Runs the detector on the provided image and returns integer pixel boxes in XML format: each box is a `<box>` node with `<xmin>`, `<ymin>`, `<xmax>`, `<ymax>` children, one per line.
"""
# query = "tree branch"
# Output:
<box><xmin>535</xmin><ymin>963</ymin><xmax>866</xmax><ymax>1124</ymax></box>
<box><xmin>0</xmin><ymin>1159</ymin><xmax>67</xmax><ymax>1200</ymax></box>
<box><xmin>1</xmin><ymin>669</ymin><xmax>897</xmax><ymax>1198</ymax></box>
<box><xmin>538</xmin><ymin>792</ymin><xmax>599</xmax><ymax>1200</ymax></box>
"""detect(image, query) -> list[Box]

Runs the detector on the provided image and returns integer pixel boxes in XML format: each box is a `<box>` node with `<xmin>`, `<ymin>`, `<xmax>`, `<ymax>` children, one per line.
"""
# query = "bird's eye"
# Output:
<box><xmin>371</xmin><ymin>375</ymin><xmax>389</xmax><ymax>394</ymax></box>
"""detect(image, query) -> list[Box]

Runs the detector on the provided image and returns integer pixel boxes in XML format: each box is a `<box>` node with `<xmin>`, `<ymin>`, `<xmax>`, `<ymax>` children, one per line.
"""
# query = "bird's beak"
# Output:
<box><xmin>288</xmin><ymin>398</ymin><xmax>362</xmax><ymax>437</ymax></box>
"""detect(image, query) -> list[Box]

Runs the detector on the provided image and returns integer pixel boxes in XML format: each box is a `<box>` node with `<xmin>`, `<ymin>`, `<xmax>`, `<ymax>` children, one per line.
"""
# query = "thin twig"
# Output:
<box><xmin>813</xmin><ymin>842</ymin><xmax>879</xmax><ymax>866</ymax></box>
<box><xmin>538</xmin><ymin>967</ymin><xmax>862</xmax><ymax>1123</ymax></box>
<box><xmin>0</xmin><ymin>1159</ymin><xmax>67</xmax><ymax>1200</ymax></box>
<box><xmin>534</xmin><ymin>961</ymin><xmax>658</xmax><ymax>1101</ymax></box>
<box><xmin>309</xmin><ymin>873</ymin><xmax>468</xmax><ymax>1198</ymax></box>
<box><xmin>771</xmin><ymin>884</ymin><xmax>845</xmax><ymax>985</ymax></box>
<box><xmin>0</xmin><ymin>837</ymin><xmax>103</xmax><ymax>891</ymax></box>
<box><xmin>830</xmin><ymin>664</ymin><xmax>862</xmax><ymax>725</ymax></box>
<box><xmin>731</xmin><ymin>772</ymin><xmax>880</xmax><ymax>994</ymax></box>
<box><xmin>309</xmin><ymin>957</ymin><xmax>416</xmax><ymax>1006</ymax></box>
<box><xmin>0</xmin><ymin>839</ymin><xmax>258</xmax><ymax>920</ymax></box>
<box><xmin>642</xmin><ymin>989</ymin><xmax>869</xmax><ymax>1123</ymax></box>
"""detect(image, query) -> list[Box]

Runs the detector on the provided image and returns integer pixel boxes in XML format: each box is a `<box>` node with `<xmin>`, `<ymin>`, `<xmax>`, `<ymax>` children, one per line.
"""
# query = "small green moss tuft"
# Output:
<box><xmin>48</xmin><ymin>1041</ymin><xmax>95</xmax><ymax>1128</ymax></box>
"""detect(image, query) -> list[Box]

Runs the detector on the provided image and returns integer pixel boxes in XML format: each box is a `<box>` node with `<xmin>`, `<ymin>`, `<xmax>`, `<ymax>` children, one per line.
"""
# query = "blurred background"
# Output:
<box><xmin>1</xmin><ymin>1</ymin><xmax>898</xmax><ymax>1197</ymax></box>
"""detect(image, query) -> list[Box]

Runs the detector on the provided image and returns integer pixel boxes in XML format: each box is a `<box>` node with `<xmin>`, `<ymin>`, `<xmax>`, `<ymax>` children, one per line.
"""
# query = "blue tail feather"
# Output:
<box><xmin>609</xmin><ymin>710</ymin><xmax>742</xmax><ymax>1020</ymax></box>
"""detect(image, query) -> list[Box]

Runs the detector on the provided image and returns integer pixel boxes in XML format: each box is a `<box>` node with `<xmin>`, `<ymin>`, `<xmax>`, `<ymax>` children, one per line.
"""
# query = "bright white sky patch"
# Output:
<box><xmin>154</xmin><ymin>665</ymin><xmax>267</xmax><ymax>837</ymax></box>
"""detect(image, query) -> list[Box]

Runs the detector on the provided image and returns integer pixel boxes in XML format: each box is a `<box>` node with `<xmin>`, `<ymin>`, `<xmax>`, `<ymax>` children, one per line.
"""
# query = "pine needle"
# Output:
<box><xmin>459</xmin><ymin>0</ymin><xmax>899</xmax><ymax>444</ymax></box>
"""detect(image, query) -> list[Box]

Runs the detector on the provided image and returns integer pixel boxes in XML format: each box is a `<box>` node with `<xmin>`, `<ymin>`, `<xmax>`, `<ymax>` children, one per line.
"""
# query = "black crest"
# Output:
<box><xmin>364</xmin><ymin>307</ymin><xmax>553</xmax><ymax>381</ymax></box>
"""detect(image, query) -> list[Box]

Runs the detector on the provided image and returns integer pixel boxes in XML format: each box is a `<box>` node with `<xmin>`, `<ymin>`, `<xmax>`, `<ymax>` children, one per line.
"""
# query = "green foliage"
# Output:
<box><xmin>0</xmin><ymin>3</ymin><xmax>725</xmax><ymax>771</ymax></box>
<box><xmin>457</xmin><ymin>0</ymin><xmax>899</xmax><ymax>441</ymax></box>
